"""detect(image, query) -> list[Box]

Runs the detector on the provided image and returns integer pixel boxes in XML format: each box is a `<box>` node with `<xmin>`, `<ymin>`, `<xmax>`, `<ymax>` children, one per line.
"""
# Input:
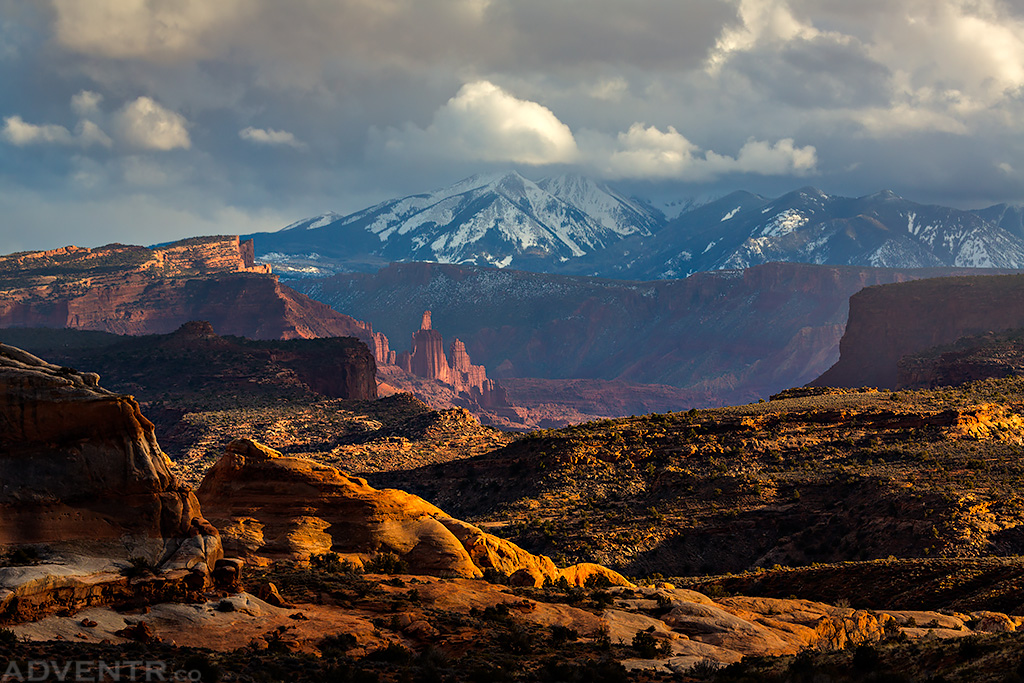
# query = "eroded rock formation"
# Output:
<box><xmin>0</xmin><ymin>344</ymin><xmax>221</xmax><ymax>621</ymax></box>
<box><xmin>197</xmin><ymin>438</ymin><xmax>629</xmax><ymax>587</ymax></box>
<box><xmin>390</xmin><ymin>310</ymin><xmax>511</xmax><ymax>411</ymax></box>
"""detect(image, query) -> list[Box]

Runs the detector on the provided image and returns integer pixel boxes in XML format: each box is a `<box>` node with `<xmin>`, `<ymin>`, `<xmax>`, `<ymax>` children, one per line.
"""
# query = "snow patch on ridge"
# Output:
<box><xmin>760</xmin><ymin>210</ymin><xmax>807</xmax><ymax>237</ymax></box>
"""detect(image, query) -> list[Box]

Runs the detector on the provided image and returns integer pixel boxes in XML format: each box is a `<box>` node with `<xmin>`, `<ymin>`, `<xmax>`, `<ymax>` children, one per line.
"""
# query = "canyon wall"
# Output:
<box><xmin>813</xmin><ymin>274</ymin><xmax>1024</xmax><ymax>389</ymax></box>
<box><xmin>294</xmin><ymin>262</ymin><xmax>1015</xmax><ymax>406</ymax></box>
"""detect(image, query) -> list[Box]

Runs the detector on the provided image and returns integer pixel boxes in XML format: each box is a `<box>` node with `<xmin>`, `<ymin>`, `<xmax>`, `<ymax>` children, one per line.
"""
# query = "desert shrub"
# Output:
<box><xmin>181</xmin><ymin>654</ymin><xmax>220</xmax><ymax>683</ymax></box>
<box><xmin>550</xmin><ymin>625</ymin><xmax>579</xmax><ymax>646</ymax></box>
<box><xmin>584</xmin><ymin>573</ymin><xmax>613</xmax><ymax>589</ymax></box>
<box><xmin>853</xmin><ymin>644</ymin><xmax>881</xmax><ymax>672</ymax></box>
<box><xmin>503</xmin><ymin>623</ymin><xmax>534</xmax><ymax>654</ymax></box>
<box><xmin>363</xmin><ymin>552</ymin><xmax>407</xmax><ymax>575</ymax></box>
<box><xmin>687</xmin><ymin>658</ymin><xmax>722</xmax><ymax>678</ymax></box>
<box><xmin>0</xmin><ymin>628</ymin><xmax>16</xmax><ymax>646</ymax></box>
<box><xmin>631</xmin><ymin>628</ymin><xmax>670</xmax><ymax>658</ymax></box>
<box><xmin>364</xmin><ymin>643</ymin><xmax>413</xmax><ymax>664</ymax></box>
<box><xmin>320</xmin><ymin>633</ymin><xmax>358</xmax><ymax>656</ymax></box>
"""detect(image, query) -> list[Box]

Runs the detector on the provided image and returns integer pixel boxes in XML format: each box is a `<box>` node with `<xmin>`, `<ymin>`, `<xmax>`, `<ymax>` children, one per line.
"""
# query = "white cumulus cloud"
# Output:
<box><xmin>586</xmin><ymin>124</ymin><xmax>817</xmax><ymax>180</ymax></box>
<box><xmin>379</xmin><ymin>80</ymin><xmax>579</xmax><ymax>165</ymax></box>
<box><xmin>115</xmin><ymin>97</ymin><xmax>191</xmax><ymax>151</ymax></box>
<box><xmin>1</xmin><ymin>116</ymin><xmax>74</xmax><ymax>146</ymax></box>
<box><xmin>239</xmin><ymin>126</ymin><xmax>306</xmax><ymax>149</ymax></box>
<box><xmin>1</xmin><ymin>115</ymin><xmax>112</xmax><ymax>148</ymax></box>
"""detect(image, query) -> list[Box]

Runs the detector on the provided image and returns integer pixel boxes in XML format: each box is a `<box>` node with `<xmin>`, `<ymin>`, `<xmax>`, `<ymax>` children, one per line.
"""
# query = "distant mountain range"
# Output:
<box><xmin>247</xmin><ymin>172</ymin><xmax>1024</xmax><ymax>278</ymax></box>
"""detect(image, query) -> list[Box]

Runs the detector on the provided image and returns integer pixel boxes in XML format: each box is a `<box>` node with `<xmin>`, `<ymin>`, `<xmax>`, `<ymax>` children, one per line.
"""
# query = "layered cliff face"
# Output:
<box><xmin>294</xmin><ymin>262</ymin><xmax>1017</xmax><ymax>406</ymax></box>
<box><xmin>0</xmin><ymin>343</ymin><xmax>221</xmax><ymax>620</ymax></box>
<box><xmin>813</xmin><ymin>274</ymin><xmax>1024</xmax><ymax>389</ymax></box>
<box><xmin>198</xmin><ymin>438</ymin><xmax>629</xmax><ymax>588</ymax></box>
<box><xmin>0</xmin><ymin>236</ymin><xmax>371</xmax><ymax>342</ymax></box>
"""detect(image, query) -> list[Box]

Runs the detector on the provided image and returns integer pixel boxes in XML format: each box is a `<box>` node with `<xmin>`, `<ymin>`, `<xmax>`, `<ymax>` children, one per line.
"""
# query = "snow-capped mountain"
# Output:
<box><xmin>253</xmin><ymin>172</ymin><xmax>664</xmax><ymax>274</ymax></box>
<box><xmin>248</xmin><ymin>176</ymin><xmax>1024</xmax><ymax>280</ymax></box>
<box><xmin>562</xmin><ymin>187</ymin><xmax>1024</xmax><ymax>279</ymax></box>
<box><xmin>973</xmin><ymin>203</ymin><xmax>1024</xmax><ymax>241</ymax></box>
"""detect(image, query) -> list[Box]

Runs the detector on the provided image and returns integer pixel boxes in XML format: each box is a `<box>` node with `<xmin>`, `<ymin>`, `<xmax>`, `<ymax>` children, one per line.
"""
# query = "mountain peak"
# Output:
<box><xmin>863</xmin><ymin>189</ymin><xmax>902</xmax><ymax>202</ymax></box>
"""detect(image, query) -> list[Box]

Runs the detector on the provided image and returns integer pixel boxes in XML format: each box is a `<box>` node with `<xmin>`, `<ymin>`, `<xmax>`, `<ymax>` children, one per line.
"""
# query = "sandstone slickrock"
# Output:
<box><xmin>197</xmin><ymin>438</ymin><xmax>631</xmax><ymax>587</ymax></box>
<box><xmin>0</xmin><ymin>343</ymin><xmax>222</xmax><ymax>621</ymax></box>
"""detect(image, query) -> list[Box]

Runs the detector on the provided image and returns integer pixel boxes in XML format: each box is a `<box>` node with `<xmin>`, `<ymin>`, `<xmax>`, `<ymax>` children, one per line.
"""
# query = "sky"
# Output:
<box><xmin>2</xmin><ymin>0</ymin><xmax>1024</xmax><ymax>253</ymax></box>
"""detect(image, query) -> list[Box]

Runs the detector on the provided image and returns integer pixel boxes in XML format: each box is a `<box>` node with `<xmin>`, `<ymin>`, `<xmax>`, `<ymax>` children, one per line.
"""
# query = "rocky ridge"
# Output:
<box><xmin>369</xmin><ymin>380</ymin><xmax>1024</xmax><ymax>577</ymax></box>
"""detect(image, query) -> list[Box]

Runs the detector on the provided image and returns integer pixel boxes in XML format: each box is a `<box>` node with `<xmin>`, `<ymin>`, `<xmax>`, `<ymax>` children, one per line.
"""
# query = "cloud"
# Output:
<box><xmin>239</xmin><ymin>126</ymin><xmax>306</xmax><ymax>149</ymax></box>
<box><xmin>70</xmin><ymin>90</ymin><xmax>103</xmax><ymax>117</ymax></box>
<box><xmin>709</xmin><ymin>137</ymin><xmax>818</xmax><ymax>175</ymax></box>
<box><xmin>707</xmin><ymin>0</ymin><xmax>825</xmax><ymax>72</ymax></box>
<box><xmin>75</xmin><ymin>120</ymin><xmax>113</xmax><ymax>148</ymax></box>
<box><xmin>1</xmin><ymin>115</ymin><xmax>112</xmax><ymax>148</ymax></box>
<box><xmin>50</xmin><ymin>0</ymin><xmax>239</xmax><ymax>61</ymax></box>
<box><xmin>115</xmin><ymin>97</ymin><xmax>190</xmax><ymax>150</ymax></box>
<box><xmin>1</xmin><ymin>115</ymin><xmax>73</xmax><ymax>145</ymax></box>
<box><xmin>591</xmin><ymin>123</ymin><xmax>817</xmax><ymax>180</ymax></box>
<box><xmin>379</xmin><ymin>80</ymin><xmax>579</xmax><ymax>165</ymax></box>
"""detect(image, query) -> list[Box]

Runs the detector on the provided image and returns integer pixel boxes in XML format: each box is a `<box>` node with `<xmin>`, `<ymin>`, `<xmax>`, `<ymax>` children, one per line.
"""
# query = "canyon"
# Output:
<box><xmin>295</xmin><ymin>261</ymin><xmax>1020</xmax><ymax>408</ymax></box>
<box><xmin>6</xmin><ymin>341</ymin><xmax>1024</xmax><ymax>680</ymax></box>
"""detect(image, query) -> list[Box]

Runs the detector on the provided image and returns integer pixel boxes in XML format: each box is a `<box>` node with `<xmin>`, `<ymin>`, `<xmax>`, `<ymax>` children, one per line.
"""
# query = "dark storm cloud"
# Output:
<box><xmin>729</xmin><ymin>36</ymin><xmax>892</xmax><ymax>109</ymax></box>
<box><xmin>1</xmin><ymin>0</ymin><xmax>1023</xmax><ymax>252</ymax></box>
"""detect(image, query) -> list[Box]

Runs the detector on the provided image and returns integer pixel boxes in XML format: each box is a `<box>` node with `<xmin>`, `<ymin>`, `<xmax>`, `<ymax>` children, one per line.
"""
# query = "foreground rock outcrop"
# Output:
<box><xmin>0</xmin><ymin>344</ymin><xmax>221</xmax><ymax>621</ymax></box>
<box><xmin>8</xmin><ymin>578</ymin><xmax>1017</xmax><ymax>676</ymax></box>
<box><xmin>197</xmin><ymin>438</ymin><xmax>628</xmax><ymax>587</ymax></box>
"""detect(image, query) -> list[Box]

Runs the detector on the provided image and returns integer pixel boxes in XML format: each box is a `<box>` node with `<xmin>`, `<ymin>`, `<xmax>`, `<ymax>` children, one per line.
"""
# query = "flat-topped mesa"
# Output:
<box><xmin>198</xmin><ymin>438</ymin><xmax>630</xmax><ymax>588</ymax></box>
<box><xmin>0</xmin><ymin>344</ymin><xmax>222</xmax><ymax>621</ymax></box>
<box><xmin>0</xmin><ymin>236</ymin><xmax>374</xmax><ymax>341</ymax></box>
<box><xmin>152</xmin><ymin>236</ymin><xmax>271</xmax><ymax>275</ymax></box>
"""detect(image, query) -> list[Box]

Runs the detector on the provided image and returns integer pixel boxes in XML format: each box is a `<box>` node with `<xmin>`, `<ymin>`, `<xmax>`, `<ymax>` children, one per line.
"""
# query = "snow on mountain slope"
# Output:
<box><xmin>259</xmin><ymin>172</ymin><xmax>666</xmax><ymax>271</ymax></box>
<box><xmin>249</xmin><ymin>178</ymin><xmax>1024</xmax><ymax>279</ymax></box>
<box><xmin>537</xmin><ymin>174</ymin><xmax>662</xmax><ymax>236</ymax></box>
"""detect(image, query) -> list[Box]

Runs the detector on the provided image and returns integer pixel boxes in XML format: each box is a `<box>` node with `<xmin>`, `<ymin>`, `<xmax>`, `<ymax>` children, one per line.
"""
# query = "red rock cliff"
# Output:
<box><xmin>812</xmin><ymin>274</ymin><xmax>1024</xmax><ymax>389</ymax></box>
<box><xmin>0</xmin><ymin>237</ymin><xmax>372</xmax><ymax>342</ymax></box>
